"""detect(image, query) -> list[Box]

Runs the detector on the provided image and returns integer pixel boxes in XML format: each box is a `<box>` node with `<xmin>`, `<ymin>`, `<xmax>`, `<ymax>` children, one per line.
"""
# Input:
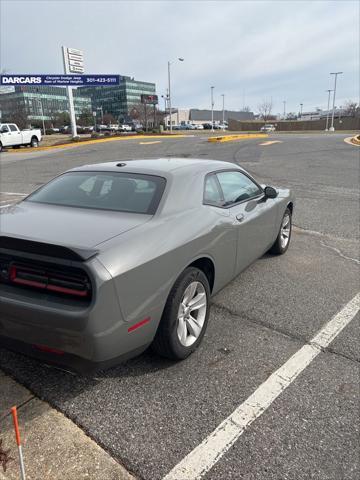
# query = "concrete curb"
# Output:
<box><xmin>7</xmin><ymin>133</ymin><xmax>189</xmax><ymax>154</ymax></box>
<box><xmin>0</xmin><ymin>372</ymin><xmax>135</xmax><ymax>480</ymax></box>
<box><xmin>208</xmin><ymin>133</ymin><xmax>268</xmax><ymax>143</ymax></box>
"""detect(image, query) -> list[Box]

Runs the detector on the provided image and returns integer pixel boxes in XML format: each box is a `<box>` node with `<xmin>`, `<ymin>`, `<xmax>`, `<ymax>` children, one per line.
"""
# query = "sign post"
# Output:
<box><xmin>141</xmin><ymin>95</ymin><xmax>158</xmax><ymax>132</ymax></box>
<box><xmin>62</xmin><ymin>46</ymin><xmax>84</xmax><ymax>138</ymax></box>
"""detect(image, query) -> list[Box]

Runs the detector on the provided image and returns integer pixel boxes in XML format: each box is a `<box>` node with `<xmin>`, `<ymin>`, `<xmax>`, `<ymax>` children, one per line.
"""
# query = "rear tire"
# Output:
<box><xmin>0</xmin><ymin>142</ymin><xmax>2</xmax><ymax>153</ymax></box>
<box><xmin>152</xmin><ymin>267</ymin><xmax>211</xmax><ymax>360</ymax></box>
<box><xmin>30</xmin><ymin>137</ymin><xmax>39</xmax><ymax>148</ymax></box>
<box><xmin>269</xmin><ymin>208</ymin><xmax>292</xmax><ymax>255</ymax></box>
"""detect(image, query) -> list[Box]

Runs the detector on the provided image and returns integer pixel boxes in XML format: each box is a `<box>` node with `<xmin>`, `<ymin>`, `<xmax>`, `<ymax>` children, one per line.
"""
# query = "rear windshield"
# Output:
<box><xmin>25</xmin><ymin>171</ymin><xmax>166</xmax><ymax>215</ymax></box>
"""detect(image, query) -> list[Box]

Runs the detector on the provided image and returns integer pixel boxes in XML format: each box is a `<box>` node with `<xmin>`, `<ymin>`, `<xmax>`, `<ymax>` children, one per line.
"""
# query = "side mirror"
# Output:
<box><xmin>264</xmin><ymin>186</ymin><xmax>278</xmax><ymax>199</ymax></box>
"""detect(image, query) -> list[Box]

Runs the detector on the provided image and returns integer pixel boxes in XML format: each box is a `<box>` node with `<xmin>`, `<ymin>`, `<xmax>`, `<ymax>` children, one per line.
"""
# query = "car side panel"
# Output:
<box><xmin>97</xmin><ymin>206</ymin><xmax>237</xmax><ymax>341</ymax></box>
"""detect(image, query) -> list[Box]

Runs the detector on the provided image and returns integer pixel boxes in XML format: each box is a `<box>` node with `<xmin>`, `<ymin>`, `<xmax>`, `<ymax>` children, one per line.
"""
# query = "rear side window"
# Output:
<box><xmin>216</xmin><ymin>171</ymin><xmax>263</xmax><ymax>206</ymax></box>
<box><xmin>9</xmin><ymin>124</ymin><xmax>17</xmax><ymax>132</ymax></box>
<box><xmin>26</xmin><ymin>172</ymin><xmax>166</xmax><ymax>215</ymax></box>
<box><xmin>204</xmin><ymin>174</ymin><xmax>223</xmax><ymax>206</ymax></box>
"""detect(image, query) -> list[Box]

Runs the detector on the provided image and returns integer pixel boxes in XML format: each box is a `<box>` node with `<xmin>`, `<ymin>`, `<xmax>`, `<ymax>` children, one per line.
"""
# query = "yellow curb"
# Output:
<box><xmin>344</xmin><ymin>135</ymin><xmax>360</xmax><ymax>146</ymax></box>
<box><xmin>7</xmin><ymin>134</ymin><xmax>188</xmax><ymax>153</ymax></box>
<box><xmin>208</xmin><ymin>133</ymin><xmax>268</xmax><ymax>143</ymax></box>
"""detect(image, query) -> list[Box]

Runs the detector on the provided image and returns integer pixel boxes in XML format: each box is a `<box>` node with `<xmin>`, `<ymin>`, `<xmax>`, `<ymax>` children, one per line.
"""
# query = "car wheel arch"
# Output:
<box><xmin>186</xmin><ymin>256</ymin><xmax>215</xmax><ymax>293</ymax></box>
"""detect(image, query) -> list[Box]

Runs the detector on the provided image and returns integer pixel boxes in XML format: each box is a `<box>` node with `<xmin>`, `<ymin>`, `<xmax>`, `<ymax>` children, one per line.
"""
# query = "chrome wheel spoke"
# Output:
<box><xmin>186</xmin><ymin>315</ymin><xmax>202</xmax><ymax>338</ymax></box>
<box><xmin>188</xmin><ymin>292</ymin><xmax>206</xmax><ymax>312</ymax></box>
<box><xmin>183</xmin><ymin>282</ymin><xmax>197</xmax><ymax>304</ymax></box>
<box><xmin>177</xmin><ymin>316</ymin><xmax>187</xmax><ymax>345</ymax></box>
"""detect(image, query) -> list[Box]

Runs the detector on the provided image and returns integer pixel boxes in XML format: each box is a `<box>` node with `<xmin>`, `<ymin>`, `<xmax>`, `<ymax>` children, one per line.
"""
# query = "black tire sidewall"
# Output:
<box><xmin>160</xmin><ymin>267</ymin><xmax>211</xmax><ymax>359</ymax></box>
<box><xmin>31</xmin><ymin>138</ymin><xmax>38</xmax><ymax>147</ymax></box>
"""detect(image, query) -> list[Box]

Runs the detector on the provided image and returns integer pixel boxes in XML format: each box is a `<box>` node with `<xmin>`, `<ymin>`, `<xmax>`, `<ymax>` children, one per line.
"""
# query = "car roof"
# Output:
<box><xmin>70</xmin><ymin>158</ymin><xmax>240</xmax><ymax>177</ymax></box>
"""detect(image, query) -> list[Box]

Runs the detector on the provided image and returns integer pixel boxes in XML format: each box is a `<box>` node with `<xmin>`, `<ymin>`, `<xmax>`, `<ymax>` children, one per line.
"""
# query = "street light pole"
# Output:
<box><xmin>283</xmin><ymin>100</ymin><xmax>286</xmax><ymax>119</ymax></box>
<box><xmin>167</xmin><ymin>58</ymin><xmax>184</xmax><ymax>134</ymax></box>
<box><xmin>300</xmin><ymin>103</ymin><xmax>303</xmax><ymax>118</ymax></box>
<box><xmin>325</xmin><ymin>89</ymin><xmax>333</xmax><ymax>131</ymax></box>
<box><xmin>221</xmin><ymin>93</ymin><xmax>225</xmax><ymax>129</ymax></box>
<box><xmin>329</xmin><ymin>72</ymin><xmax>343</xmax><ymax>132</ymax></box>
<box><xmin>211</xmin><ymin>86</ymin><xmax>215</xmax><ymax>132</ymax></box>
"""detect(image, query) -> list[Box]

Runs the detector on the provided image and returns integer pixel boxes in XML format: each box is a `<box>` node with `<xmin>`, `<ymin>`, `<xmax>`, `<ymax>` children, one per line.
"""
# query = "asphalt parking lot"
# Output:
<box><xmin>0</xmin><ymin>133</ymin><xmax>359</xmax><ymax>479</ymax></box>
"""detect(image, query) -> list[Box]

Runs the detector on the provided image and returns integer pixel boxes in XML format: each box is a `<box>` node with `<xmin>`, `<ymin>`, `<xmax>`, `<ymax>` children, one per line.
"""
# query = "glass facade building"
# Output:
<box><xmin>79</xmin><ymin>76</ymin><xmax>156</xmax><ymax>122</ymax></box>
<box><xmin>0</xmin><ymin>85</ymin><xmax>92</xmax><ymax>122</ymax></box>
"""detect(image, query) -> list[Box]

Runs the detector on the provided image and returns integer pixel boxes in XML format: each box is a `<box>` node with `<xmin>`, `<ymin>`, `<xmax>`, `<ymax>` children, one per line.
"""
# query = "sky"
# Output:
<box><xmin>1</xmin><ymin>0</ymin><xmax>359</xmax><ymax>115</ymax></box>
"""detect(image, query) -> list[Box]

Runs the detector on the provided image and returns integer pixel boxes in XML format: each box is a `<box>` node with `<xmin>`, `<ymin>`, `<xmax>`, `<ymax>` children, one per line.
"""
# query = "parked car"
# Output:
<box><xmin>119</xmin><ymin>124</ymin><xmax>132</xmax><ymax>132</ymax></box>
<box><xmin>0</xmin><ymin>158</ymin><xmax>294</xmax><ymax>373</ymax></box>
<box><xmin>0</xmin><ymin>123</ymin><xmax>42</xmax><ymax>152</ymax></box>
<box><xmin>260</xmin><ymin>124</ymin><xmax>276</xmax><ymax>132</ymax></box>
<box><xmin>194</xmin><ymin>124</ymin><xmax>204</xmax><ymax>130</ymax></box>
<box><xmin>203</xmin><ymin>123</ymin><xmax>212</xmax><ymax>129</ymax></box>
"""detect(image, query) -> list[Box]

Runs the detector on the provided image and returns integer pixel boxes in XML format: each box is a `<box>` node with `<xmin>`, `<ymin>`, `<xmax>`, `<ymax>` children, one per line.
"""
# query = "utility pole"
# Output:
<box><xmin>221</xmin><ymin>93</ymin><xmax>225</xmax><ymax>129</ymax></box>
<box><xmin>283</xmin><ymin>100</ymin><xmax>286</xmax><ymax>119</ymax></box>
<box><xmin>325</xmin><ymin>89</ymin><xmax>333</xmax><ymax>131</ymax></box>
<box><xmin>329</xmin><ymin>72</ymin><xmax>343</xmax><ymax>132</ymax></box>
<box><xmin>299</xmin><ymin>103</ymin><xmax>303</xmax><ymax>118</ymax></box>
<box><xmin>211</xmin><ymin>86</ymin><xmax>215</xmax><ymax>132</ymax></box>
<box><xmin>167</xmin><ymin>58</ymin><xmax>184</xmax><ymax>133</ymax></box>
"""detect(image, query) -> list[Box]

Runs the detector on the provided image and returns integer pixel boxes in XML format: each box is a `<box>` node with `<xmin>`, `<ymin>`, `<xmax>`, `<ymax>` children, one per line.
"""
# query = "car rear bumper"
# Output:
<box><xmin>0</xmin><ymin>334</ymin><xmax>150</xmax><ymax>374</ymax></box>
<box><xmin>0</xmin><ymin>257</ymin><xmax>155</xmax><ymax>372</ymax></box>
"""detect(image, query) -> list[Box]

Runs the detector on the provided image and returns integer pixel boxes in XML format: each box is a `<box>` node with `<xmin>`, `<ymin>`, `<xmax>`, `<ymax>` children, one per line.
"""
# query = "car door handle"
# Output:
<box><xmin>236</xmin><ymin>213</ymin><xmax>244</xmax><ymax>222</ymax></box>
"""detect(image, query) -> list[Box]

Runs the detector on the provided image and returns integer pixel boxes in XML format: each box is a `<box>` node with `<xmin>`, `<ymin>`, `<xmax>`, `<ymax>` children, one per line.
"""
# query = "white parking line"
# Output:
<box><xmin>0</xmin><ymin>192</ymin><xmax>27</xmax><ymax>196</ymax></box>
<box><xmin>0</xmin><ymin>204</ymin><xmax>13</xmax><ymax>209</ymax></box>
<box><xmin>163</xmin><ymin>292</ymin><xmax>360</xmax><ymax>480</ymax></box>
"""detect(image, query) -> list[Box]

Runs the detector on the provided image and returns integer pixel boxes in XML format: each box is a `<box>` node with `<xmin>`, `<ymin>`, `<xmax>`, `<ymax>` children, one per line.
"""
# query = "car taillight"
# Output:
<box><xmin>9</xmin><ymin>263</ymin><xmax>91</xmax><ymax>298</ymax></box>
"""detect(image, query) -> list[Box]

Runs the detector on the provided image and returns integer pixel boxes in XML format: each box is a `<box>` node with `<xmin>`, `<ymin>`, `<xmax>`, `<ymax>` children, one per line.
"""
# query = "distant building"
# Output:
<box><xmin>164</xmin><ymin>108</ymin><xmax>254</xmax><ymax>127</ymax></box>
<box><xmin>0</xmin><ymin>85</ymin><xmax>92</xmax><ymax>124</ymax></box>
<box><xmin>79</xmin><ymin>76</ymin><xmax>156</xmax><ymax>122</ymax></box>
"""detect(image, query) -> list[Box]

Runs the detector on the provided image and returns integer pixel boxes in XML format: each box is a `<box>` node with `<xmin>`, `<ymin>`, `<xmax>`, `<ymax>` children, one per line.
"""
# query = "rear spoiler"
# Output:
<box><xmin>0</xmin><ymin>236</ymin><xmax>98</xmax><ymax>262</ymax></box>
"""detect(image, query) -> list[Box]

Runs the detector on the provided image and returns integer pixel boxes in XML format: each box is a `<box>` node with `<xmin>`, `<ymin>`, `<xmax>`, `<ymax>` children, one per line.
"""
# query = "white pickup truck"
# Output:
<box><xmin>0</xmin><ymin>123</ymin><xmax>42</xmax><ymax>152</ymax></box>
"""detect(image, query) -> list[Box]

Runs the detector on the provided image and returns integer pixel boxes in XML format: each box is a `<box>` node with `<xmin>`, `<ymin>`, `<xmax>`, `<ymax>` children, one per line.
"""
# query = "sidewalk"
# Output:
<box><xmin>0</xmin><ymin>371</ymin><xmax>134</xmax><ymax>480</ymax></box>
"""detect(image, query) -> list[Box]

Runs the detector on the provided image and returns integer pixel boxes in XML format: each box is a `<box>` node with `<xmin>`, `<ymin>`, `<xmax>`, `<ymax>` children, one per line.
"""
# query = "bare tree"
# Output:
<box><xmin>257</xmin><ymin>99</ymin><xmax>273</xmax><ymax>121</ymax></box>
<box><xmin>102</xmin><ymin>113</ymin><xmax>116</xmax><ymax>125</ymax></box>
<box><xmin>343</xmin><ymin>100</ymin><xmax>359</xmax><ymax>117</ymax></box>
<box><xmin>1</xmin><ymin>101</ymin><xmax>28</xmax><ymax>129</ymax></box>
<box><xmin>242</xmin><ymin>105</ymin><xmax>252</xmax><ymax>112</ymax></box>
<box><xmin>129</xmin><ymin>103</ymin><xmax>162</xmax><ymax>130</ymax></box>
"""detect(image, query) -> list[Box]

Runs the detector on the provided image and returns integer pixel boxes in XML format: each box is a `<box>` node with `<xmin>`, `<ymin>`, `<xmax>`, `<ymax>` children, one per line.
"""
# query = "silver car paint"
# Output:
<box><xmin>0</xmin><ymin>159</ymin><xmax>294</xmax><ymax>370</ymax></box>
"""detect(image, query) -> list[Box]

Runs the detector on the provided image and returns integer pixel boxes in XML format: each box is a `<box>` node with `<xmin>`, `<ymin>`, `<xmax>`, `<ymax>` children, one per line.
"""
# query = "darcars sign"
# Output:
<box><xmin>1</xmin><ymin>76</ymin><xmax>42</xmax><ymax>84</ymax></box>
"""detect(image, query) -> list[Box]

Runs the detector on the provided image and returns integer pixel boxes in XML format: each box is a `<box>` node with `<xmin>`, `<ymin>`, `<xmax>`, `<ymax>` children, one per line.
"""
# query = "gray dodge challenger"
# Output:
<box><xmin>0</xmin><ymin>158</ymin><xmax>294</xmax><ymax>372</ymax></box>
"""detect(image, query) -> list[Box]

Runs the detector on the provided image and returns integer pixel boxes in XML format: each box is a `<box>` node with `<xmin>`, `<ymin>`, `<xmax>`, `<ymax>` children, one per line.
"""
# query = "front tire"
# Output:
<box><xmin>269</xmin><ymin>208</ymin><xmax>292</xmax><ymax>255</ymax></box>
<box><xmin>152</xmin><ymin>267</ymin><xmax>211</xmax><ymax>360</ymax></box>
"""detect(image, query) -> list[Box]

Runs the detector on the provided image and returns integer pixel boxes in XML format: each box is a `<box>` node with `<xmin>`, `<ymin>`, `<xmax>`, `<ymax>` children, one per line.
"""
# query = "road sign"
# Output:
<box><xmin>64</xmin><ymin>47</ymin><xmax>84</xmax><ymax>74</ymax></box>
